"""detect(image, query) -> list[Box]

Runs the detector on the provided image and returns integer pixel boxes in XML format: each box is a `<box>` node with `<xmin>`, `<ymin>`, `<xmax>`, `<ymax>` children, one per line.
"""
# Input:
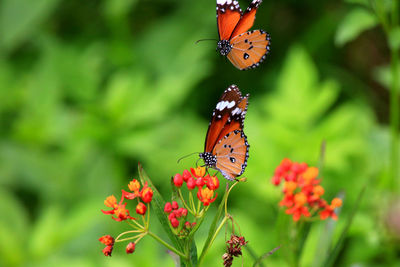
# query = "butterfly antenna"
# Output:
<box><xmin>177</xmin><ymin>152</ymin><xmax>201</xmax><ymax>164</ymax></box>
<box><xmin>195</xmin><ymin>38</ymin><xmax>218</xmax><ymax>44</ymax></box>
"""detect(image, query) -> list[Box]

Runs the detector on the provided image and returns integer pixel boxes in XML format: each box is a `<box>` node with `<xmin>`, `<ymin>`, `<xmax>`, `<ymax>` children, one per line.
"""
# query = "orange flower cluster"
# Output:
<box><xmin>272</xmin><ymin>158</ymin><xmax>342</xmax><ymax>221</ymax></box>
<box><xmin>102</xmin><ymin>179</ymin><xmax>153</xmax><ymax>221</ymax></box>
<box><xmin>173</xmin><ymin>166</ymin><xmax>219</xmax><ymax>206</ymax></box>
<box><xmin>99</xmin><ymin>179</ymin><xmax>153</xmax><ymax>256</ymax></box>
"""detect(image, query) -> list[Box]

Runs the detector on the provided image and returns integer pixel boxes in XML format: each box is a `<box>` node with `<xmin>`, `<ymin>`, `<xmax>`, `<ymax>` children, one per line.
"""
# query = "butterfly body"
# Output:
<box><xmin>200</xmin><ymin>85</ymin><xmax>250</xmax><ymax>181</ymax></box>
<box><xmin>216</xmin><ymin>0</ymin><xmax>270</xmax><ymax>70</ymax></box>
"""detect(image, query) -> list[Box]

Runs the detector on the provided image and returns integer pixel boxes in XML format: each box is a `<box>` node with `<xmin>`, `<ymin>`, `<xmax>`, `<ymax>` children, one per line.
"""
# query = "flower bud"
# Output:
<box><xmin>196</xmin><ymin>177</ymin><xmax>205</xmax><ymax>187</ymax></box>
<box><xmin>164</xmin><ymin>202</ymin><xmax>172</xmax><ymax>213</ymax></box>
<box><xmin>136</xmin><ymin>202</ymin><xmax>147</xmax><ymax>215</ymax></box>
<box><xmin>168</xmin><ymin>212</ymin><xmax>176</xmax><ymax>221</ymax></box>
<box><xmin>99</xmin><ymin>235</ymin><xmax>114</xmax><ymax>246</ymax></box>
<box><xmin>172</xmin><ymin>201</ymin><xmax>179</xmax><ymax>210</ymax></box>
<box><xmin>182</xmin><ymin>169</ymin><xmax>191</xmax><ymax>182</ymax></box>
<box><xmin>187</xmin><ymin>177</ymin><xmax>196</xmax><ymax>190</ymax></box>
<box><xmin>170</xmin><ymin>217</ymin><xmax>179</xmax><ymax>228</ymax></box>
<box><xmin>173</xmin><ymin>173</ymin><xmax>183</xmax><ymax>187</ymax></box>
<box><xmin>126</xmin><ymin>242</ymin><xmax>136</xmax><ymax>254</ymax></box>
<box><xmin>102</xmin><ymin>245</ymin><xmax>113</xmax><ymax>256</ymax></box>
<box><xmin>141</xmin><ymin>186</ymin><xmax>153</xmax><ymax>203</ymax></box>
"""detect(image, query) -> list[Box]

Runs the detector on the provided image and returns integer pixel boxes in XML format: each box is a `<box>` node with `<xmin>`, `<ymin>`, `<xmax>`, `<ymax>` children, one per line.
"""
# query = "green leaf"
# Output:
<box><xmin>138</xmin><ymin>163</ymin><xmax>184</xmax><ymax>252</ymax></box>
<box><xmin>323</xmin><ymin>185</ymin><xmax>366</xmax><ymax>267</ymax></box>
<box><xmin>389</xmin><ymin>26</ymin><xmax>400</xmax><ymax>50</ymax></box>
<box><xmin>335</xmin><ymin>8</ymin><xmax>378</xmax><ymax>46</ymax></box>
<box><xmin>0</xmin><ymin>0</ymin><xmax>60</xmax><ymax>52</ymax></box>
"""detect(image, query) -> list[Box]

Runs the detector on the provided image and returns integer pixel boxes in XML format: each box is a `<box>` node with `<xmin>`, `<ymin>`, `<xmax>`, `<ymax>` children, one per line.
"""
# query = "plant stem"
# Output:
<box><xmin>390</xmin><ymin>0</ymin><xmax>400</xmax><ymax>191</ymax></box>
<box><xmin>147</xmin><ymin>231</ymin><xmax>187</xmax><ymax>259</ymax></box>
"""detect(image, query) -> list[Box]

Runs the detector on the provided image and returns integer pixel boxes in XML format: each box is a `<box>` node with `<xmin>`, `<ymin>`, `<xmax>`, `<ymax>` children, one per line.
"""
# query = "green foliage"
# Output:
<box><xmin>335</xmin><ymin>8</ymin><xmax>378</xmax><ymax>46</ymax></box>
<box><xmin>0</xmin><ymin>0</ymin><xmax>397</xmax><ymax>266</ymax></box>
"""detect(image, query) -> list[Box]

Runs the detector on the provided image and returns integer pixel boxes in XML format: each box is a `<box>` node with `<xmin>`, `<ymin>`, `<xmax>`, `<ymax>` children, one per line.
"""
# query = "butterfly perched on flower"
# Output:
<box><xmin>216</xmin><ymin>0</ymin><xmax>270</xmax><ymax>70</ymax></box>
<box><xmin>199</xmin><ymin>85</ymin><xmax>249</xmax><ymax>181</ymax></box>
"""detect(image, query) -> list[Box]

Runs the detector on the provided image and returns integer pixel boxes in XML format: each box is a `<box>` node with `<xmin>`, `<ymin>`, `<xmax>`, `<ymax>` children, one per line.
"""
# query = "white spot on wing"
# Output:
<box><xmin>232</xmin><ymin>107</ymin><xmax>242</xmax><ymax>115</ymax></box>
<box><xmin>227</xmin><ymin>101</ymin><xmax>235</xmax><ymax>109</ymax></box>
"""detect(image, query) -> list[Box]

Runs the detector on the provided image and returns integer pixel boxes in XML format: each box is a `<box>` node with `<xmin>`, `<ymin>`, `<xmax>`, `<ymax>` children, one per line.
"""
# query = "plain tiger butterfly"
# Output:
<box><xmin>199</xmin><ymin>85</ymin><xmax>250</xmax><ymax>181</ymax></box>
<box><xmin>216</xmin><ymin>0</ymin><xmax>270</xmax><ymax>70</ymax></box>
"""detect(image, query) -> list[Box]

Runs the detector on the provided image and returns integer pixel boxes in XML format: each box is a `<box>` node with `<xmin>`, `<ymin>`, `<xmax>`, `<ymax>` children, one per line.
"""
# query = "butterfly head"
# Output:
<box><xmin>217</xmin><ymin>40</ymin><xmax>232</xmax><ymax>56</ymax></box>
<box><xmin>199</xmin><ymin>152</ymin><xmax>217</xmax><ymax>168</ymax></box>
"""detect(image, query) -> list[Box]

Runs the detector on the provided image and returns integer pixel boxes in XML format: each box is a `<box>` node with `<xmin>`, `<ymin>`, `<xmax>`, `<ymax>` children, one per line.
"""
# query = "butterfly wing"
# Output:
<box><xmin>217</xmin><ymin>0</ymin><xmax>242</xmax><ymax>41</ymax></box>
<box><xmin>204</xmin><ymin>85</ymin><xmax>249</xmax><ymax>153</ymax></box>
<box><xmin>213</xmin><ymin>130</ymin><xmax>249</xmax><ymax>180</ymax></box>
<box><xmin>230</xmin><ymin>0</ymin><xmax>262</xmax><ymax>38</ymax></box>
<box><xmin>227</xmin><ymin>29</ymin><xmax>271</xmax><ymax>70</ymax></box>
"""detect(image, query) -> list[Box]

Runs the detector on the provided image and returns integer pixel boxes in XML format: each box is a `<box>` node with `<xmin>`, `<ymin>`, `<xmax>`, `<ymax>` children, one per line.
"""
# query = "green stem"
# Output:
<box><xmin>178</xmin><ymin>189</ymin><xmax>195</xmax><ymax>215</ymax></box>
<box><xmin>147</xmin><ymin>231</ymin><xmax>187</xmax><ymax>259</ymax></box>
<box><xmin>389</xmin><ymin>0</ymin><xmax>400</xmax><ymax>190</ymax></box>
<box><xmin>200</xmin><ymin>215</ymin><xmax>229</xmax><ymax>264</ymax></box>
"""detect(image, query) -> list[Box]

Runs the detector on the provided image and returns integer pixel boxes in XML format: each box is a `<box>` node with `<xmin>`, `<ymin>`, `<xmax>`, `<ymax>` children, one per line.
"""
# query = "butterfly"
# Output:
<box><xmin>216</xmin><ymin>0</ymin><xmax>270</xmax><ymax>70</ymax></box>
<box><xmin>199</xmin><ymin>85</ymin><xmax>250</xmax><ymax>181</ymax></box>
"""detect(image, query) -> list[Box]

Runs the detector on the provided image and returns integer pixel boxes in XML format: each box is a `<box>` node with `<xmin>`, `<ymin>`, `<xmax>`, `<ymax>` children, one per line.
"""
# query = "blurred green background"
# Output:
<box><xmin>0</xmin><ymin>0</ymin><xmax>399</xmax><ymax>266</ymax></box>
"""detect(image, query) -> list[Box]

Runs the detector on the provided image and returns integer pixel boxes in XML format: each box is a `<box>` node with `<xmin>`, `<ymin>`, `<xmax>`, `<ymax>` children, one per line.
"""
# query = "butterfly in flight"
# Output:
<box><xmin>199</xmin><ymin>85</ymin><xmax>250</xmax><ymax>181</ymax></box>
<box><xmin>216</xmin><ymin>0</ymin><xmax>270</xmax><ymax>70</ymax></box>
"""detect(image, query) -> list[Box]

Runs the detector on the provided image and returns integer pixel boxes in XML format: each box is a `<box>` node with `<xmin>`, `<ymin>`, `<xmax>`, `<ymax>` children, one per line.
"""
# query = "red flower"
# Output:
<box><xmin>102</xmin><ymin>199</ymin><xmax>135</xmax><ymax>221</ymax></box>
<box><xmin>205</xmin><ymin>175</ymin><xmax>219</xmax><ymax>190</ymax></box>
<box><xmin>272</xmin><ymin>159</ymin><xmax>343</xmax><ymax>222</ymax></box>
<box><xmin>126</xmin><ymin>242</ymin><xmax>136</xmax><ymax>254</ymax></box>
<box><xmin>99</xmin><ymin>235</ymin><xmax>114</xmax><ymax>246</ymax></box>
<box><xmin>102</xmin><ymin>245</ymin><xmax>113</xmax><ymax>256</ymax></box>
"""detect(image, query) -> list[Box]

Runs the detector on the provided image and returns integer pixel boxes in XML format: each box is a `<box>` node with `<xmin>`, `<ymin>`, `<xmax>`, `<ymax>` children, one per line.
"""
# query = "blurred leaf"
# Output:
<box><xmin>335</xmin><ymin>8</ymin><xmax>377</xmax><ymax>46</ymax></box>
<box><xmin>389</xmin><ymin>26</ymin><xmax>400</xmax><ymax>50</ymax></box>
<box><xmin>373</xmin><ymin>64</ymin><xmax>400</xmax><ymax>90</ymax></box>
<box><xmin>323</xmin><ymin>185</ymin><xmax>366</xmax><ymax>267</ymax></box>
<box><xmin>0</xmin><ymin>189</ymin><xmax>28</xmax><ymax>266</ymax></box>
<box><xmin>0</xmin><ymin>0</ymin><xmax>60</xmax><ymax>52</ymax></box>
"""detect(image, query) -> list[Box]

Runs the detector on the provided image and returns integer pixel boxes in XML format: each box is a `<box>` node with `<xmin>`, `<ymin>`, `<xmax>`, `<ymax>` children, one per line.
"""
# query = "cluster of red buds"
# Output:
<box><xmin>99</xmin><ymin>178</ymin><xmax>153</xmax><ymax>256</ymax></box>
<box><xmin>222</xmin><ymin>234</ymin><xmax>248</xmax><ymax>267</ymax></box>
<box><xmin>272</xmin><ymin>158</ymin><xmax>342</xmax><ymax>221</ymax></box>
<box><xmin>164</xmin><ymin>201</ymin><xmax>196</xmax><ymax>236</ymax></box>
<box><xmin>173</xmin><ymin>166</ymin><xmax>220</xmax><ymax>206</ymax></box>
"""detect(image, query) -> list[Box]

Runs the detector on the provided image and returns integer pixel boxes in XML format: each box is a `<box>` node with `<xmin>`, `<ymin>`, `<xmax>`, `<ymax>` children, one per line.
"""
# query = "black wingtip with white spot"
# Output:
<box><xmin>244</xmin><ymin>0</ymin><xmax>262</xmax><ymax>13</ymax></box>
<box><xmin>216</xmin><ymin>0</ymin><xmax>242</xmax><ymax>15</ymax></box>
<box><xmin>242</xmin><ymin>31</ymin><xmax>271</xmax><ymax>71</ymax></box>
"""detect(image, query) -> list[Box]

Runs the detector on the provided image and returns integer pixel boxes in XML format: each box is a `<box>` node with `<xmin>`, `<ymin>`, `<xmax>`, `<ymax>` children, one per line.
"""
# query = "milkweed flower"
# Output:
<box><xmin>197</xmin><ymin>187</ymin><xmax>217</xmax><ymax>206</ymax></box>
<box><xmin>272</xmin><ymin>158</ymin><xmax>343</xmax><ymax>221</ymax></box>
<box><xmin>99</xmin><ymin>177</ymin><xmax>154</xmax><ymax>256</ymax></box>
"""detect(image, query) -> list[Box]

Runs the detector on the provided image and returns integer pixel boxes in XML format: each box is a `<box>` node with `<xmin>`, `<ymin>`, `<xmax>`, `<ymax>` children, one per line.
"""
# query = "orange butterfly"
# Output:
<box><xmin>199</xmin><ymin>85</ymin><xmax>249</xmax><ymax>180</ymax></box>
<box><xmin>216</xmin><ymin>0</ymin><xmax>270</xmax><ymax>70</ymax></box>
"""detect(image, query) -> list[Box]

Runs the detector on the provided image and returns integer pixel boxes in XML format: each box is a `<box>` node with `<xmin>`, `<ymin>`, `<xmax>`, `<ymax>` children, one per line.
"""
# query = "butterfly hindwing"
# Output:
<box><xmin>217</xmin><ymin>0</ymin><xmax>242</xmax><ymax>41</ymax></box>
<box><xmin>227</xmin><ymin>30</ymin><xmax>270</xmax><ymax>70</ymax></box>
<box><xmin>213</xmin><ymin>130</ymin><xmax>249</xmax><ymax>181</ymax></box>
<box><xmin>204</xmin><ymin>85</ymin><xmax>248</xmax><ymax>152</ymax></box>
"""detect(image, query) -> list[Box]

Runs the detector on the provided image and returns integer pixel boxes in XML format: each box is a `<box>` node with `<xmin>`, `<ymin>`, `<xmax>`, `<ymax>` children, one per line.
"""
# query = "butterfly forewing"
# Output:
<box><xmin>228</xmin><ymin>30</ymin><xmax>270</xmax><ymax>70</ymax></box>
<box><xmin>217</xmin><ymin>0</ymin><xmax>242</xmax><ymax>40</ymax></box>
<box><xmin>230</xmin><ymin>0</ymin><xmax>262</xmax><ymax>38</ymax></box>
<box><xmin>204</xmin><ymin>85</ymin><xmax>248</xmax><ymax>152</ymax></box>
<box><xmin>213</xmin><ymin>130</ymin><xmax>249</xmax><ymax>180</ymax></box>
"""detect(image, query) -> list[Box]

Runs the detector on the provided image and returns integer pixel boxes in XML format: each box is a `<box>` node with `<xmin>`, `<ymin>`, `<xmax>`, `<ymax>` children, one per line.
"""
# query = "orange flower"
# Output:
<box><xmin>294</xmin><ymin>192</ymin><xmax>307</xmax><ymax>207</ymax></box>
<box><xmin>191</xmin><ymin>166</ymin><xmax>206</xmax><ymax>178</ymax></box>
<box><xmin>104</xmin><ymin>195</ymin><xmax>118</xmax><ymax>208</ymax></box>
<box><xmin>284</xmin><ymin>181</ymin><xmax>297</xmax><ymax>194</ymax></box>
<box><xmin>128</xmin><ymin>179</ymin><xmax>141</xmax><ymax>194</ymax></box>
<box><xmin>197</xmin><ymin>187</ymin><xmax>217</xmax><ymax>206</ymax></box>
<box><xmin>272</xmin><ymin>158</ymin><xmax>343</xmax><ymax>222</ymax></box>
